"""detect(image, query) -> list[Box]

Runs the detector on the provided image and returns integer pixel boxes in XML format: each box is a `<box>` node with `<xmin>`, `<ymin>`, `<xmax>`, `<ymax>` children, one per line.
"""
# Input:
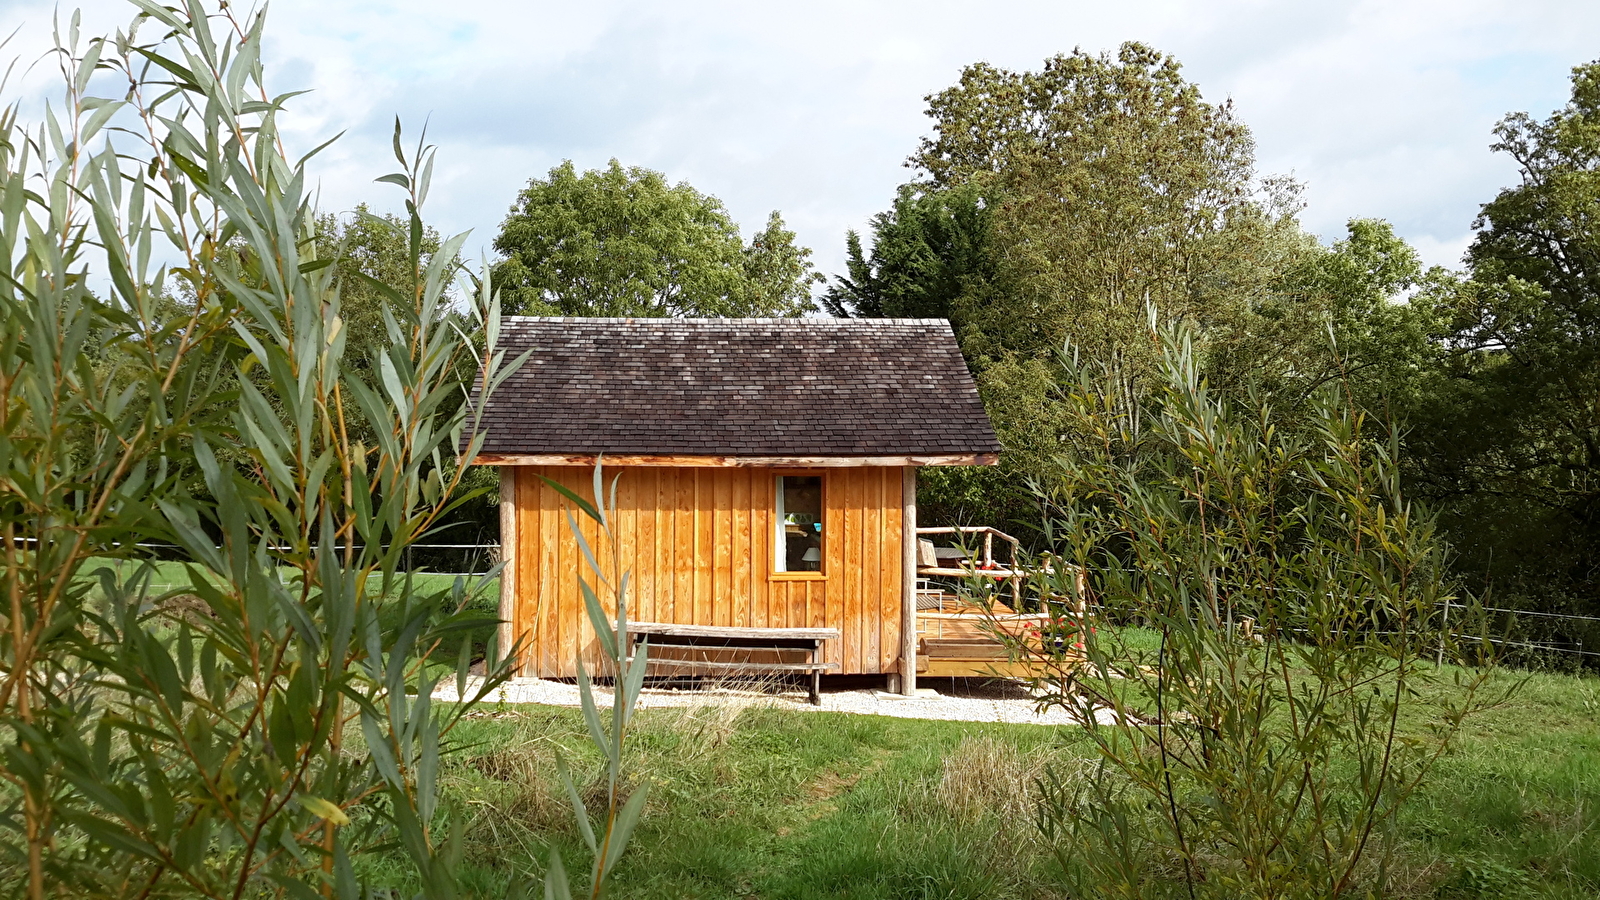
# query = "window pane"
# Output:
<box><xmin>777</xmin><ymin>476</ymin><xmax>823</xmax><ymax>572</ymax></box>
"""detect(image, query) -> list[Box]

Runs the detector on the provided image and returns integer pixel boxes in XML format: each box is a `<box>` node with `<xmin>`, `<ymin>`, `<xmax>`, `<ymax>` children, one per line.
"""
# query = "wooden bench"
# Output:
<box><xmin>623</xmin><ymin>622</ymin><xmax>840</xmax><ymax>705</ymax></box>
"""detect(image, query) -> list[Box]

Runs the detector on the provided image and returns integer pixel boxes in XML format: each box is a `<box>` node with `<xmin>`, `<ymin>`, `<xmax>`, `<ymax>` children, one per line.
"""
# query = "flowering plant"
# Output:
<box><xmin>1023</xmin><ymin>613</ymin><xmax>1096</xmax><ymax>654</ymax></box>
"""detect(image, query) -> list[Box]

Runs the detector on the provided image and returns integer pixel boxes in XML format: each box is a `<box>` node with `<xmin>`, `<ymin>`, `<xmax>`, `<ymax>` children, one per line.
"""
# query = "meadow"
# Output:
<box><xmin>96</xmin><ymin>560</ymin><xmax>1596</xmax><ymax>897</ymax></box>
<box><xmin>362</xmin><ymin>664</ymin><xmax>1600</xmax><ymax>900</ymax></box>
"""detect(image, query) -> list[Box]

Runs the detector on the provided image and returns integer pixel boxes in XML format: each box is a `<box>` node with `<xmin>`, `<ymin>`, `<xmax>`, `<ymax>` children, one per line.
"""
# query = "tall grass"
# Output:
<box><xmin>421</xmin><ymin>663</ymin><xmax>1597</xmax><ymax>899</ymax></box>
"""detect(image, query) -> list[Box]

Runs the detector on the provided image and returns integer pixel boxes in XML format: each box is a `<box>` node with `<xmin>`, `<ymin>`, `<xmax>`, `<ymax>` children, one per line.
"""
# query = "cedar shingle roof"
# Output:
<box><xmin>473</xmin><ymin>317</ymin><xmax>1000</xmax><ymax>458</ymax></box>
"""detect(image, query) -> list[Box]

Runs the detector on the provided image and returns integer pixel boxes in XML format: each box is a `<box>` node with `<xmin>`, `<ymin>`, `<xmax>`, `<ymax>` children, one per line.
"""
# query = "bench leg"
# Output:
<box><xmin>810</xmin><ymin>669</ymin><xmax>820</xmax><ymax>706</ymax></box>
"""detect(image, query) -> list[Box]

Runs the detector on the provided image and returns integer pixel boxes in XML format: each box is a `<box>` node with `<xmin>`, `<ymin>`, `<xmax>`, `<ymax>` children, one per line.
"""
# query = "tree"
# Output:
<box><xmin>315</xmin><ymin>204</ymin><xmax>447</xmax><ymax>365</ymax></box>
<box><xmin>744</xmin><ymin>211</ymin><xmax>827</xmax><ymax>315</ymax></box>
<box><xmin>1410</xmin><ymin>61</ymin><xmax>1600</xmax><ymax>606</ymax></box>
<box><xmin>837</xmin><ymin>45</ymin><xmax>1452</xmax><ymax>532</ymax></box>
<box><xmin>1218</xmin><ymin>217</ymin><xmax>1448</xmax><ymax>412</ymax></box>
<box><xmin>1024</xmin><ymin>321</ymin><xmax>1491</xmax><ymax>900</ymax></box>
<box><xmin>491</xmin><ymin>160</ymin><xmax>820</xmax><ymax>317</ymax></box>
<box><xmin>820</xmin><ymin>181</ymin><xmax>1000</xmax><ymax>324</ymax></box>
<box><xmin>0</xmin><ymin>7</ymin><xmax>517</xmax><ymax>896</ymax></box>
<box><xmin>835</xmin><ymin>45</ymin><xmax>1316</xmax><ymax>527</ymax></box>
<box><xmin>916</xmin><ymin>43</ymin><xmax>1304</xmax><ymax>371</ymax></box>
<box><xmin>0</xmin><ymin>5</ymin><xmax>648</xmax><ymax>898</ymax></box>
<box><xmin>313</xmin><ymin>206</ymin><xmax>508</xmax><ymax>543</ymax></box>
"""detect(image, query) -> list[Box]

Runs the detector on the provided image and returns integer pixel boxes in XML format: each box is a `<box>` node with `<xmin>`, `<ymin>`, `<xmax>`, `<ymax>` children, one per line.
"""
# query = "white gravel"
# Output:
<box><xmin>433</xmin><ymin>676</ymin><xmax>1116</xmax><ymax>726</ymax></box>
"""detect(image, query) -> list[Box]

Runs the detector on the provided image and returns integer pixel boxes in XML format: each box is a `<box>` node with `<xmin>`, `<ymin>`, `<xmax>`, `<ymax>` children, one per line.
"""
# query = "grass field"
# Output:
<box><xmin>92</xmin><ymin>559</ymin><xmax>497</xmax><ymax>599</ymax></box>
<box><xmin>89</xmin><ymin>559</ymin><xmax>502</xmax><ymax>657</ymax></box>
<box><xmin>357</xmin><ymin>664</ymin><xmax>1600</xmax><ymax>899</ymax></box>
<box><xmin>78</xmin><ymin>561</ymin><xmax>1600</xmax><ymax>896</ymax></box>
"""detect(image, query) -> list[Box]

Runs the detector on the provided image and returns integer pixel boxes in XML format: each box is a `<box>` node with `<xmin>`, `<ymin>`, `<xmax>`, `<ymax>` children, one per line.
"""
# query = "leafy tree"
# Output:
<box><xmin>1219</xmin><ymin>217</ymin><xmax>1449</xmax><ymax>413</ymax></box>
<box><xmin>1017</xmin><ymin>321</ymin><xmax>1495</xmax><ymax>899</ymax></box>
<box><xmin>0</xmin><ymin>5</ymin><xmax>647</xmax><ymax>898</ymax></box>
<box><xmin>820</xmin><ymin>181</ymin><xmax>999</xmax><ymax>323</ymax></box>
<box><xmin>744</xmin><ymin>211</ymin><xmax>827</xmax><ymax>316</ymax></box>
<box><xmin>312</xmin><ymin>206</ymin><xmax>512</xmax><ymax>544</ymax></box>
<box><xmin>491</xmin><ymin>160</ymin><xmax>820</xmax><ymax>317</ymax></box>
<box><xmin>915</xmin><ymin>43</ymin><xmax>1303</xmax><ymax>371</ymax></box>
<box><xmin>841</xmin><ymin>45</ymin><xmax>1449</xmax><ymax>533</ymax></box>
<box><xmin>838</xmin><ymin>44</ymin><xmax>1314</xmax><ymax>528</ymax></box>
<box><xmin>314</xmin><ymin>204</ymin><xmax>446</xmax><ymax>364</ymax></box>
<box><xmin>1410</xmin><ymin>61</ymin><xmax>1600</xmax><ymax>607</ymax></box>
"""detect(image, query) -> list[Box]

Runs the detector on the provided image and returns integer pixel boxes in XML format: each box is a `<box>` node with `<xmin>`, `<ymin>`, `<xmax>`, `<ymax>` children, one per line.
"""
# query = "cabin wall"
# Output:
<box><xmin>509</xmin><ymin>465</ymin><xmax>904</xmax><ymax>677</ymax></box>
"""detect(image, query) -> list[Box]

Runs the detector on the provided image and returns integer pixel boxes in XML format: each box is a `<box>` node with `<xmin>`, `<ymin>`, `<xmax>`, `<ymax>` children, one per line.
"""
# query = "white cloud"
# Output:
<box><xmin>3</xmin><ymin>0</ymin><xmax>1596</xmax><ymax>278</ymax></box>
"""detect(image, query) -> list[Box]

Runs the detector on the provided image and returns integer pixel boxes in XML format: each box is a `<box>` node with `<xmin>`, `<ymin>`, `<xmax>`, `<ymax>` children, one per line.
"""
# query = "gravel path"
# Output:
<box><xmin>433</xmin><ymin>676</ymin><xmax>1114</xmax><ymax>726</ymax></box>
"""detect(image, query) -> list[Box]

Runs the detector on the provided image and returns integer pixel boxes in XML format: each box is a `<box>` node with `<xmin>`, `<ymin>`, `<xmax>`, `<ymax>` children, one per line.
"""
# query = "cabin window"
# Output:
<box><xmin>775</xmin><ymin>476</ymin><xmax>824</xmax><ymax>572</ymax></box>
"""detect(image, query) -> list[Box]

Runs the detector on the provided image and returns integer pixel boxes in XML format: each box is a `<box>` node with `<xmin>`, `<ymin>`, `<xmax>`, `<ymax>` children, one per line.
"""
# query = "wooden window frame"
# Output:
<box><xmin>770</xmin><ymin>470</ymin><xmax>828</xmax><ymax>582</ymax></box>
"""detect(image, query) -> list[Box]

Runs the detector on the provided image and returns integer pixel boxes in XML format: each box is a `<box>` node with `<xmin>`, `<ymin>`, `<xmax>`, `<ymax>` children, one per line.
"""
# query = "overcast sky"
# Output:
<box><xmin>5</xmin><ymin>0</ymin><xmax>1598</xmax><ymax>282</ymax></box>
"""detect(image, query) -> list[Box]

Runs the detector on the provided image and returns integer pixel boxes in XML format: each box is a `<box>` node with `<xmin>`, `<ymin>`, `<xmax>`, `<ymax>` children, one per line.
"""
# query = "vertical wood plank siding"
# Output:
<box><xmin>513</xmin><ymin>466</ymin><xmax>905</xmax><ymax>677</ymax></box>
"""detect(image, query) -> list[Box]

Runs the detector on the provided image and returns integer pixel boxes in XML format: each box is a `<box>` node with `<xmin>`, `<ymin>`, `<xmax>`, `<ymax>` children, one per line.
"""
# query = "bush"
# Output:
<box><xmin>1009</xmin><ymin>322</ymin><xmax>1507</xmax><ymax>899</ymax></box>
<box><xmin>0</xmin><ymin>4</ymin><xmax>651</xmax><ymax>898</ymax></box>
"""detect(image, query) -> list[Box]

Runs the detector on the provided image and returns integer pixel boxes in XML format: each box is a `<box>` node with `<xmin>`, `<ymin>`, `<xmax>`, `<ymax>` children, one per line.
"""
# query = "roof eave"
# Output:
<box><xmin>469</xmin><ymin>452</ymin><xmax>1000</xmax><ymax>468</ymax></box>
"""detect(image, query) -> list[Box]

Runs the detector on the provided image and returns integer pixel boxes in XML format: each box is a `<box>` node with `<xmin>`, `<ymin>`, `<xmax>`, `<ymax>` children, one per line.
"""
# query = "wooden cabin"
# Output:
<box><xmin>473</xmin><ymin>317</ymin><xmax>1003</xmax><ymax>694</ymax></box>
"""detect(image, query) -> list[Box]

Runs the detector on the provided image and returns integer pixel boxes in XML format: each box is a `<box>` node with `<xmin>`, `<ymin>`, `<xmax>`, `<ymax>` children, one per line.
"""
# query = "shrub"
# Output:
<box><xmin>1010</xmin><ymin>322</ymin><xmax>1506</xmax><ymax>899</ymax></box>
<box><xmin>0</xmin><ymin>4</ymin><xmax>646</xmax><ymax>898</ymax></box>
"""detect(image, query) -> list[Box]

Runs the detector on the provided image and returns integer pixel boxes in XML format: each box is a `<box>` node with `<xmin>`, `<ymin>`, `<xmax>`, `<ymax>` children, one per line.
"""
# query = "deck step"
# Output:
<box><xmin>921</xmin><ymin>638</ymin><xmax>1010</xmax><ymax>659</ymax></box>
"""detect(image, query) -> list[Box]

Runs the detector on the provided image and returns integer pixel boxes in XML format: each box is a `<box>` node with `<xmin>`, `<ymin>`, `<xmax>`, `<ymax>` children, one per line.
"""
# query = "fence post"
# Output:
<box><xmin>1437</xmin><ymin>598</ymin><xmax>1450</xmax><ymax>667</ymax></box>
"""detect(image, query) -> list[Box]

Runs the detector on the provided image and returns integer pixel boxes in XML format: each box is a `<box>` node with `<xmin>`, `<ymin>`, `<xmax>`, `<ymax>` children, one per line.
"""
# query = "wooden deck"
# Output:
<box><xmin>914</xmin><ymin>597</ymin><xmax>1079</xmax><ymax>678</ymax></box>
<box><xmin>910</xmin><ymin>526</ymin><xmax>1089</xmax><ymax>679</ymax></box>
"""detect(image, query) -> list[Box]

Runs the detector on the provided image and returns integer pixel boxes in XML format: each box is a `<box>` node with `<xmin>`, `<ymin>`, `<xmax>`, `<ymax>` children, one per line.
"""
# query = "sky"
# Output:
<box><xmin>4</xmin><ymin>0</ymin><xmax>1598</xmax><ymax>282</ymax></box>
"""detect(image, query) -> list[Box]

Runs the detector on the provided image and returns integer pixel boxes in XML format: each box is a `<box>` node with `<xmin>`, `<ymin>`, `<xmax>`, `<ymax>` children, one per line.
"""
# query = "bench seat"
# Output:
<box><xmin>624</xmin><ymin>621</ymin><xmax>840</xmax><ymax>704</ymax></box>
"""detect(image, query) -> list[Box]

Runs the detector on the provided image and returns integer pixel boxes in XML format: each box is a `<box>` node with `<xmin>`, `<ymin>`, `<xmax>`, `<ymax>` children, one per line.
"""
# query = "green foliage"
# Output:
<box><xmin>820</xmin><ymin>181</ymin><xmax>999</xmax><ymax>322</ymax></box>
<box><xmin>845</xmin><ymin>44</ymin><xmax>1424</xmax><ymax>531</ymax></box>
<box><xmin>1013</xmin><ymin>322</ymin><xmax>1501</xmax><ymax>899</ymax></box>
<box><xmin>912</xmin><ymin>43</ymin><xmax>1302</xmax><ymax>369</ymax></box>
<box><xmin>538</xmin><ymin>464</ymin><xmax>653</xmax><ymax>900</ymax></box>
<box><xmin>1221</xmin><ymin>218</ymin><xmax>1449</xmax><ymax>413</ymax></box>
<box><xmin>313</xmin><ymin>204</ymin><xmax>448</xmax><ymax>370</ymax></box>
<box><xmin>491</xmin><ymin>160</ymin><xmax>821</xmax><ymax>317</ymax></box>
<box><xmin>312</xmin><ymin>205</ymin><xmax>503</xmax><ymax>546</ymax></box>
<box><xmin>1406</xmin><ymin>60</ymin><xmax>1600</xmax><ymax>609</ymax></box>
<box><xmin>0</xmin><ymin>4</ymin><xmax>644</xmax><ymax>898</ymax></box>
<box><xmin>743</xmin><ymin>211</ymin><xmax>826</xmax><ymax>318</ymax></box>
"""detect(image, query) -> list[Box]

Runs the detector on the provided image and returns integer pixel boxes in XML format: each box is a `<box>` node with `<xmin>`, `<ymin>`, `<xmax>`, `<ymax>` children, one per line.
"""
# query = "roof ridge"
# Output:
<box><xmin>504</xmin><ymin>316</ymin><xmax>952</xmax><ymax>326</ymax></box>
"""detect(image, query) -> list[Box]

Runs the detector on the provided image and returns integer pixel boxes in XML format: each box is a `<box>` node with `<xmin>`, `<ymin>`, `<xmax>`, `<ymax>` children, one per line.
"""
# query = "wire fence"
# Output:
<box><xmin>82</xmin><ymin>541</ymin><xmax>505</xmax><ymax>600</ymax></box>
<box><xmin>45</xmin><ymin>537</ymin><xmax>1600</xmax><ymax>667</ymax></box>
<box><xmin>1441</xmin><ymin>598</ymin><xmax>1599</xmax><ymax>664</ymax></box>
<box><xmin>125</xmin><ymin>541</ymin><xmax>503</xmax><ymax>579</ymax></box>
<box><xmin>1000</xmin><ymin>563</ymin><xmax>1600</xmax><ymax>668</ymax></box>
